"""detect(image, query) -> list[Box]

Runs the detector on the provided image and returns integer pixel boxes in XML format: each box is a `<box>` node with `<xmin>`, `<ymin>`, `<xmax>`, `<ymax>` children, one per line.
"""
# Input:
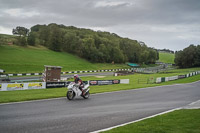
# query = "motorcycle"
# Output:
<box><xmin>66</xmin><ymin>82</ymin><xmax>90</xmax><ymax>100</ymax></box>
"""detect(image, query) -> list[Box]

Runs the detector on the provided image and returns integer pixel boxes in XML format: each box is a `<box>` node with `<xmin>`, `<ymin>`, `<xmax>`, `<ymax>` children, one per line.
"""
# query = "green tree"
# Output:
<box><xmin>175</xmin><ymin>50</ymin><xmax>184</xmax><ymax>67</ymax></box>
<box><xmin>111</xmin><ymin>47</ymin><xmax>125</xmax><ymax>63</ymax></box>
<box><xmin>194</xmin><ymin>45</ymin><xmax>200</xmax><ymax>66</ymax></box>
<box><xmin>38</xmin><ymin>26</ymin><xmax>50</xmax><ymax>46</ymax></box>
<box><xmin>175</xmin><ymin>44</ymin><xmax>200</xmax><ymax>68</ymax></box>
<box><xmin>27</xmin><ymin>32</ymin><xmax>36</xmax><ymax>46</ymax></box>
<box><xmin>12</xmin><ymin>26</ymin><xmax>29</xmax><ymax>46</ymax></box>
<box><xmin>98</xmin><ymin>44</ymin><xmax>108</xmax><ymax>62</ymax></box>
<box><xmin>147</xmin><ymin>48</ymin><xmax>157</xmax><ymax>64</ymax></box>
<box><xmin>17</xmin><ymin>36</ymin><xmax>27</xmax><ymax>46</ymax></box>
<box><xmin>12</xmin><ymin>26</ymin><xmax>29</xmax><ymax>36</ymax></box>
<box><xmin>62</xmin><ymin>32</ymin><xmax>80</xmax><ymax>53</ymax></box>
<box><xmin>82</xmin><ymin>37</ymin><xmax>96</xmax><ymax>61</ymax></box>
<box><xmin>182</xmin><ymin>45</ymin><xmax>196</xmax><ymax>68</ymax></box>
<box><xmin>49</xmin><ymin>27</ymin><xmax>63</xmax><ymax>52</ymax></box>
<box><xmin>156</xmin><ymin>50</ymin><xmax>159</xmax><ymax>60</ymax></box>
<box><xmin>139</xmin><ymin>50</ymin><xmax>149</xmax><ymax>64</ymax></box>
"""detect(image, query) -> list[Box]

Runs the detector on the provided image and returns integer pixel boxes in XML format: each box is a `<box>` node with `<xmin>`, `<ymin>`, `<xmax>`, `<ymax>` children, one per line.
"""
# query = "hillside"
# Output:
<box><xmin>158</xmin><ymin>52</ymin><xmax>175</xmax><ymax>64</ymax></box>
<box><xmin>0</xmin><ymin>45</ymin><xmax>129</xmax><ymax>73</ymax></box>
<box><xmin>0</xmin><ymin>23</ymin><xmax>159</xmax><ymax>74</ymax></box>
<box><xmin>26</xmin><ymin>23</ymin><xmax>158</xmax><ymax>64</ymax></box>
<box><xmin>0</xmin><ymin>33</ymin><xmax>17</xmax><ymax>45</ymax></box>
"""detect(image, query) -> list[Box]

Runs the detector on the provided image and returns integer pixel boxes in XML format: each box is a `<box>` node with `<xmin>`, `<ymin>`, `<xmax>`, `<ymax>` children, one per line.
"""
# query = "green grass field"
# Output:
<box><xmin>159</xmin><ymin>52</ymin><xmax>175</xmax><ymax>64</ymax></box>
<box><xmin>103</xmin><ymin>109</ymin><xmax>200</xmax><ymax>133</ymax></box>
<box><xmin>0</xmin><ymin>45</ymin><xmax>129</xmax><ymax>73</ymax></box>
<box><xmin>0</xmin><ymin>67</ymin><xmax>199</xmax><ymax>103</ymax></box>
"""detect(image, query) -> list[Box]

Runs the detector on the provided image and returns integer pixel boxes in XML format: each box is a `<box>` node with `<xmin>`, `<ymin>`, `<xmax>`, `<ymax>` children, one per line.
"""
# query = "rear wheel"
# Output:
<box><xmin>67</xmin><ymin>91</ymin><xmax>75</xmax><ymax>100</ymax></box>
<box><xmin>83</xmin><ymin>90</ymin><xmax>90</xmax><ymax>99</ymax></box>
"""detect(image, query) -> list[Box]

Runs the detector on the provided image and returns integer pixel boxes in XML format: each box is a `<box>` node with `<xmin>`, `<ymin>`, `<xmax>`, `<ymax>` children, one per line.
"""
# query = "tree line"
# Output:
<box><xmin>175</xmin><ymin>44</ymin><xmax>200</xmax><ymax>68</ymax></box>
<box><xmin>12</xmin><ymin>23</ymin><xmax>159</xmax><ymax>64</ymax></box>
<box><xmin>157</xmin><ymin>48</ymin><xmax>174</xmax><ymax>54</ymax></box>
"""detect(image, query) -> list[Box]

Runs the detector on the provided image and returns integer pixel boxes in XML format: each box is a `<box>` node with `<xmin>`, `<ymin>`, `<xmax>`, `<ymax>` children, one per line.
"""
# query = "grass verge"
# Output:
<box><xmin>102</xmin><ymin>109</ymin><xmax>200</xmax><ymax>133</ymax></box>
<box><xmin>0</xmin><ymin>87</ymin><xmax>68</xmax><ymax>103</ymax></box>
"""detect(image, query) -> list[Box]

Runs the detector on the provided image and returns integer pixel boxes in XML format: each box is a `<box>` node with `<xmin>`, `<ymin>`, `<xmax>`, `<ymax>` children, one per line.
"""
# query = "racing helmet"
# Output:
<box><xmin>74</xmin><ymin>74</ymin><xmax>79</xmax><ymax>78</ymax></box>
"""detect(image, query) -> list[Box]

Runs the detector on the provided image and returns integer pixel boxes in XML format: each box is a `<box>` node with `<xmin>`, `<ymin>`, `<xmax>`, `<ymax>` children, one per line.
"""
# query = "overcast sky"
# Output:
<box><xmin>0</xmin><ymin>0</ymin><xmax>200</xmax><ymax>51</ymax></box>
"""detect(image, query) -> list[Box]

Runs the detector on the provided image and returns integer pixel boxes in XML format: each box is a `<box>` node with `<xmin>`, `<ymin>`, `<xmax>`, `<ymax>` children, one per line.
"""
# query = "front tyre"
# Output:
<box><xmin>83</xmin><ymin>90</ymin><xmax>90</xmax><ymax>99</ymax></box>
<box><xmin>67</xmin><ymin>90</ymin><xmax>75</xmax><ymax>100</ymax></box>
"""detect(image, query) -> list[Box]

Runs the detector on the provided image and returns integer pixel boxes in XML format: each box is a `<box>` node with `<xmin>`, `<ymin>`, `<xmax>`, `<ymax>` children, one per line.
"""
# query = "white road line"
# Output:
<box><xmin>189</xmin><ymin>99</ymin><xmax>200</xmax><ymax>105</ymax></box>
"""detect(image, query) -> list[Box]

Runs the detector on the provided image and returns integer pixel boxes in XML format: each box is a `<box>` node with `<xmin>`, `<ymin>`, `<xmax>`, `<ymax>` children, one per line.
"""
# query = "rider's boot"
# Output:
<box><xmin>80</xmin><ymin>88</ymin><xmax>85</xmax><ymax>96</ymax></box>
<box><xmin>82</xmin><ymin>90</ymin><xmax>85</xmax><ymax>96</ymax></box>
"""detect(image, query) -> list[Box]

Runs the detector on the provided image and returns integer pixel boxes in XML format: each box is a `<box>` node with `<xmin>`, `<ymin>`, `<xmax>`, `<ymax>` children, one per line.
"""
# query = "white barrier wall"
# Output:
<box><xmin>0</xmin><ymin>82</ymin><xmax>46</xmax><ymax>91</ymax></box>
<box><xmin>120</xmin><ymin>79</ymin><xmax>129</xmax><ymax>84</ymax></box>
<box><xmin>156</xmin><ymin>71</ymin><xmax>200</xmax><ymax>84</ymax></box>
<box><xmin>165</xmin><ymin>77</ymin><xmax>169</xmax><ymax>82</ymax></box>
<box><xmin>190</xmin><ymin>73</ymin><xmax>193</xmax><ymax>76</ymax></box>
<box><xmin>156</xmin><ymin>77</ymin><xmax>161</xmax><ymax>83</ymax></box>
<box><xmin>168</xmin><ymin>76</ymin><xmax>178</xmax><ymax>81</ymax></box>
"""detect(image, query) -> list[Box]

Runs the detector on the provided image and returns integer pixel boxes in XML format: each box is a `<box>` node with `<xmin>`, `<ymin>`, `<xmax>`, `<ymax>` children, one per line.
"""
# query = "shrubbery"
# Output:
<box><xmin>175</xmin><ymin>44</ymin><xmax>200</xmax><ymax>68</ymax></box>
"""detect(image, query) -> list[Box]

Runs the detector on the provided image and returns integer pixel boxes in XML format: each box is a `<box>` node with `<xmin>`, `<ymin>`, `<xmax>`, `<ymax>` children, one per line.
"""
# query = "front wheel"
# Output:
<box><xmin>83</xmin><ymin>90</ymin><xmax>90</xmax><ymax>99</ymax></box>
<box><xmin>67</xmin><ymin>90</ymin><xmax>75</xmax><ymax>100</ymax></box>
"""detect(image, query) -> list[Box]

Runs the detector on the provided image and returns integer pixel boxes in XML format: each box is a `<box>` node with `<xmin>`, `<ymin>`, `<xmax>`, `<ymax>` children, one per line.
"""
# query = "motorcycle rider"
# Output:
<box><xmin>74</xmin><ymin>74</ymin><xmax>85</xmax><ymax>95</ymax></box>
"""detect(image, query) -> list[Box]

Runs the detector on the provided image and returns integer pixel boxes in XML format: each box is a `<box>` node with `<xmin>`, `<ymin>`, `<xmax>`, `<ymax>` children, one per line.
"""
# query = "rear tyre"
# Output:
<box><xmin>83</xmin><ymin>90</ymin><xmax>90</xmax><ymax>99</ymax></box>
<box><xmin>67</xmin><ymin>91</ymin><xmax>75</xmax><ymax>100</ymax></box>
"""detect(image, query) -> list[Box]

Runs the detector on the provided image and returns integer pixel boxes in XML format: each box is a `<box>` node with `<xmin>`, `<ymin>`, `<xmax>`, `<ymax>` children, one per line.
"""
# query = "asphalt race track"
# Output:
<box><xmin>0</xmin><ymin>81</ymin><xmax>200</xmax><ymax>133</ymax></box>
